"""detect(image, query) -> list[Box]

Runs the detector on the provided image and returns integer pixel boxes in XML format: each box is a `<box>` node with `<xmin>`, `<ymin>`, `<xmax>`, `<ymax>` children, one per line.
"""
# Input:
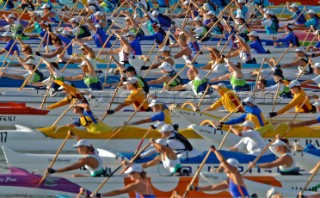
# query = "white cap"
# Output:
<box><xmin>148</xmin><ymin>99</ymin><xmax>163</xmax><ymax>107</ymax></box>
<box><xmin>95</xmin><ymin>24</ymin><xmax>102</xmax><ymax>29</ymax></box>
<box><xmin>61</xmin><ymin>30</ymin><xmax>70</xmax><ymax>35</ymax></box>
<box><xmin>88</xmin><ymin>0</ymin><xmax>95</xmax><ymax>3</ymax></box>
<box><xmin>207</xmin><ymin>10</ymin><xmax>215</xmax><ymax>15</ymax></box>
<box><xmin>266</xmin><ymin>188</ymin><xmax>277</xmax><ymax>198</ymax></box>
<box><xmin>261</xmin><ymin>19</ymin><xmax>272</xmax><ymax>27</ymax></box>
<box><xmin>123</xmin><ymin>77</ymin><xmax>138</xmax><ymax>85</ymax></box>
<box><xmin>314</xmin><ymin>63</ymin><xmax>320</xmax><ymax>68</ymax></box>
<box><xmin>58</xmin><ymin>81</ymin><xmax>71</xmax><ymax>91</ymax></box>
<box><xmin>225</xmin><ymin>60</ymin><xmax>239</xmax><ymax>67</ymax></box>
<box><xmin>236</xmin><ymin>14</ymin><xmax>245</xmax><ymax>19</ymax></box>
<box><xmin>263</xmin><ymin>8</ymin><xmax>270</xmax><ymax>12</ymax></box>
<box><xmin>226</xmin><ymin>158</ymin><xmax>240</xmax><ymax>168</ymax></box>
<box><xmin>94</xmin><ymin>11</ymin><xmax>103</xmax><ymax>16</ymax></box>
<box><xmin>243</xmin><ymin>96</ymin><xmax>255</xmax><ymax>104</ymax></box>
<box><xmin>239</xmin><ymin>121</ymin><xmax>255</xmax><ymax>129</ymax></box>
<box><xmin>295</xmin><ymin>47</ymin><xmax>305</xmax><ymax>52</ymax></box>
<box><xmin>159</xmin><ymin>62</ymin><xmax>173</xmax><ymax>71</ymax></box>
<box><xmin>152</xmin><ymin>10</ymin><xmax>159</xmax><ymax>16</ymax></box>
<box><xmin>237</xmin><ymin>0</ymin><xmax>245</xmax><ymax>3</ymax></box>
<box><xmin>194</xmin><ymin>16</ymin><xmax>202</xmax><ymax>22</ymax></box>
<box><xmin>88</xmin><ymin>6</ymin><xmax>96</xmax><ymax>12</ymax></box>
<box><xmin>313</xmin><ymin>101</ymin><xmax>320</xmax><ymax>107</ymax></box>
<box><xmin>155</xmin><ymin>138</ymin><xmax>167</xmax><ymax>146</ymax></box>
<box><xmin>247</xmin><ymin>31</ymin><xmax>258</xmax><ymax>37</ymax></box>
<box><xmin>289</xmin><ymin>3</ymin><xmax>298</xmax><ymax>8</ymax></box>
<box><xmin>234</xmin><ymin>36</ymin><xmax>245</xmax><ymax>43</ymax></box>
<box><xmin>307</xmin><ymin>10</ymin><xmax>315</xmax><ymax>14</ymax></box>
<box><xmin>41</xmin><ymin>3</ymin><xmax>51</xmax><ymax>9</ymax></box>
<box><xmin>159</xmin><ymin>124</ymin><xmax>174</xmax><ymax>133</ymax></box>
<box><xmin>202</xmin><ymin>3</ymin><xmax>210</xmax><ymax>11</ymax></box>
<box><xmin>1</xmin><ymin>32</ymin><xmax>12</xmax><ymax>37</ymax></box>
<box><xmin>124</xmin><ymin>164</ymin><xmax>143</xmax><ymax>174</ymax></box>
<box><xmin>79</xmin><ymin>43</ymin><xmax>90</xmax><ymax>50</ymax></box>
<box><xmin>78</xmin><ymin>61</ymin><xmax>87</xmax><ymax>67</ymax></box>
<box><xmin>159</xmin><ymin>46</ymin><xmax>171</xmax><ymax>52</ymax></box>
<box><xmin>288</xmin><ymin>80</ymin><xmax>300</xmax><ymax>88</ymax></box>
<box><xmin>73</xmin><ymin>139</ymin><xmax>92</xmax><ymax>148</ymax></box>
<box><xmin>70</xmin><ymin>17</ymin><xmax>79</xmax><ymax>23</ymax></box>
<box><xmin>183</xmin><ymin>0</ymin><xmax>190</xmax><ymax>5</ymax></box>
<box><xmin>25</xmin><ymin>59</ymin><xmax>36</xmax><ymax>65</ymax></box>
<box><xmin>272</xmin><ymin>139</ymin><xmax>288</xmax><ymax>147</ymax></box>
<box><xmin>125</xmin><ymin>31</ymin><xmax>135</xmax><ymax>37</ymax></box>
<box><xmin>265</xmin><ymin>10</ymin><xmax>274</xmax><ymax>15</ymax></box>
<box><xmin>212</xmin><ymin>83</ymin><xmax>226</xmax><ymax>89</ymax></box>
<box><xmin>7</xmin><ymin>13</ymin><xmax>16</xmax><ymax>19</ymax></box>
<box><xmin>31</xmin><ymin>11</ymin><xmax>41</xmax><ymax>17</ymax></box>
<box><xmin>124</xmin><ymin>16</ymin><xmax>130</xmax><ymax>20</ymax></box>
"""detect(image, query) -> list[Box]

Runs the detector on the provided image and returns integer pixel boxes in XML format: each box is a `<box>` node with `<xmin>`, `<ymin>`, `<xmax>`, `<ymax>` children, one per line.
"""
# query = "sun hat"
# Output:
<box><xmin>148</xmin><ymin>99</ymin><xmax>163</xmax><ymax>107</ymax></box>
<box><xmin>124</xmin><ymin>164</ymin><xmax>143</xmax><ymax>174</ymax></box>
<box><xmin>159</xmin><ymin>124</ymin><xmax>174</xmax><ymax>133</ymax></box>
<box><xmin>73</xmin><ymin>139</ymin><xmax>92</xmax><ymax>148</ymax></box>
<box><xmin>159</xmin><ymin>46</ymin><xmax>171</xmax><ymax>52</ymax></box>
<box><xmin>239</xmin><ymin>121</ymin><xmax>255</xmax><ymax>129</ymax></box>
<box><xmin>288</xmin><ymin>80</ymin><xmax>300</xmax><ymax>88</ymax></box>
<box><xmin>123</xmin><ymin>77</ymin><xmax>138</xmax><ymax>85</ymax></box>
<box><xmin>243</xmin><ymin>96</ymin><xmax>255</xmax><ymax>104</ymax></box>
<box><xmin>247</xmin><ymin>31</ymin><xmax>258</xmax><ymax>37</ymax></box>
<box><xmin>226</xmin><ymin>158</ymin><xmax>240</xmax><ymax>168</ymax></box>
<box><xmin>159</xmin><ymin>62</ymin><xmax>173</xmax><ymax>72</ymax></box>
<box><xmin>272</xmin><ymin>139</ymin><xmax>288</xmax><ymax>147</ymax></box>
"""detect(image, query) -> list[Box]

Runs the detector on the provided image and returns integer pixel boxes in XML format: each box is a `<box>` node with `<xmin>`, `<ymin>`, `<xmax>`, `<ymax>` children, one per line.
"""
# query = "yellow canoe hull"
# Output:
<box><xmin>37</xmin><ymin>126</ymin><xmax>202</xmax><ymax>139</ymax></box>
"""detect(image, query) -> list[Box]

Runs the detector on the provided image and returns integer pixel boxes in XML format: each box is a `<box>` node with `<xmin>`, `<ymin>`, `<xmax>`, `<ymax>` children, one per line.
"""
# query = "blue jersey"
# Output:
<box><xmin>223</xmin><ymin>105</ymin><xmax>265</xmax><ymax>127</ymax></box>
<box><xmin>277</xmin><ymin>32</ymin><xmax>298</xmax><ymax>47</ymax></box>
<box><xmin>130</xmin><ymin>38</ymin><xmax>142</xmax><ymax>55</ymax></box>
<box><xmin>139</xmin><ymin>32</ymin><xmax>164</xmax><ymax>45</ymax></box>
<box><xmin>157</xmin><ymin>15</ymin><xmax>171</xmax><ymax>28</ymax></box>
<box><xmin>59</xmin><ymin>35</ymin><xmax>73</xmax><ymax>55</ymax></box>
<box><xmin>4</xmin><ymin>39</ymin><xmax>19</xmax><ymax>55</ymax></box>
<box><xmin>249</xmin><ymin>40</ymin><xmax>267</xmax><ymax>54</ymax></box>
<box><xmin>305</xmin><ymin>17</ymin><xmax>319</xmax><ymax>28</ymax></box>
<box><xmin>188</xmin><ymin>41</ymin><xmax>200</xmax><ymax>55</ymax></box>
<box><xmin>92</xmin><ymin>28</ymin><xmax>110</xmax><ymax>48</ymax></box>
<box><xmin>292</xmin><ymin>10</ymin><xmax>306</xmax><ymax>25</ymax></box>
<box><xmin>229</xmin><ymin>179</ymin><xmax>250</xmax><ymax>198</ymax></box>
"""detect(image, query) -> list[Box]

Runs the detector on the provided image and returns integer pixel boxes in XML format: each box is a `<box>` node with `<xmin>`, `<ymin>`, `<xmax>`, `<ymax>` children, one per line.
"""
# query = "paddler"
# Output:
<box><xmin>141</xmin><ymin>138</ymin><xmax>184</xmax><ymax>176</ymax></box>
<box><xmin>140</xmin><ymin>124</ymin><xmax>199</xmax><ymax>159</ymax></box>
<box><xmin>140</xmin><ymin>46</ymin><xmax>174</xmax><ymax>71</ymax></box>
<box><xmin>64</xmin><ymin>101</ymin><xmax>111</xmax><ymax>133</ymax></box>
<box><xmin>280</xmin><ymin>3</ymin><xmax>306</xmax><ymax>25</ymax></box>
<box><xmin>166</xmin><ymin>64</ymin><xmax>209</xmax><ymax>97</ymax></box>
<box><xmin>204</xmin><ymin>83</ymin><xmax>244</xmax><ymax>113</ymax></box>
<box><xmin>104</xmin><ymin>77</ymin><xmax>151</xmax><ymax>116</ymax></box>
<box><xmin>64</xmin><ymin>56</ymin><xmax>102</xmax><ymax>90</ymax></box>
<box><xmin>210</xmin><ymin>58</ymin><xmax>251</xmax><ymax>91</ymax></box>
<box><xmin>289</xmin><ymin>114</ymin><xmax>320</xmax><ymax>128</ymax></box>
<box><xmin>0</xmin><ymin>58</ymin><xmax>44</xmax><ymax>85</ymax></box>
<box><xmin>85</xmin><ymin>164</ymin><xmax>155</xmax><ymax>198</ymax></box>
<box><xmin>191</xmin><ymin>146</ymin><xmax>250</xmax><ymax>197</ymax></box>
<box><xmin>219</xmin><ymin>96</ymin><xmax>266</xmax><ymax>128</ymax></box>
<box><xmin>125</xmin><ymin>99</ymin><xmax>172</xmax><ymax>129</ymax></box>
<box><xmin>269</xmin><ymin>80</ymin><xmax>315</xmax><ymax>118</ymax></box>
<box><xmin>47</xmin><ymin>139</ymin><xmax>107</xmax><ymax>177</ymax></box>
<box><xmin>1</xmin><ymin>13</ymin><xmax>24</xmax><ymax>39</ymax></box>
<box><xmin>301</xmin><ymin>62</ymin><xmax>320</xmax><ymax>88</ymax></box>
<box><xmin>248</xmin><ymin>138</ymin><xmax>300</xmax><ymax>175</ymax></box>
<box><xmin>35</xmin><ymin>37</ymin><xmax>65</xmax><ymax>60</ymax></box>
<box><xmin>256</xmin><ymin>68</ymin><xmax>293</xmax><ymax>98</ymax></box>
<box><xmin>0</xmin><ymin>32</ymin><xmax>19</xmax><ymax>55</ymax></box>
<box><xmin>224</xmin><ymin>35</ymin><xmax>256</xmax><ymax>64</ymax></box>
<box><xmin>229</xmin><ymin>121</ymin><xmax>271</xmax><ymax>156</ymax></box>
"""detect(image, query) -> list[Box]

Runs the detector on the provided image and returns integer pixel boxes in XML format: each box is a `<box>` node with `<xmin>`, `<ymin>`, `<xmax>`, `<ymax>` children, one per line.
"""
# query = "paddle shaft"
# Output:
<box><xmin>181</xmin><ymin>2</ymin><xmax>191</xmax><ymax>28</ymax></box>
<box><xmin>36</xmin><ymin>131</ymin><xmax>71</xmax><ymax>188</ymax></box>
<box><xmin>36</xmin><ymin>31</ymin><xmax>49</xmax><ymax>52</ymax></box>
<box><xmin>292</xmin><ymin>6</ymin><xmax>306</xmax><ymax>25</ymax></box>
<box><xmin>134</xmin><ymin>127</ymin><xmax>153</xmax><ymax>155</ymax></box>
<box><xmin>52</xmin><ymin>102</ymin><xmax>74</xmax><ymax>127</ymax></box>
<box><xmin>1</xmin><ymin>53</ymin><xmax>15</xmax><ymax>73</ymax></box>
<box><xmin>306</xmin><ymin>33</ymin><xmax>318</xmax><ymax>51</ymax></box>
<box><xmin>196</xmin><ymin>84</ymin><xmax>210</xmax><ymax>109</ymax></box>
<box><xmin>219</xmin><ymin>128</ymin><xmax>231</xmax><ymax>149</ymax></box>
<box><xmin>299</xmin><ymin>163</ymin><xmax>320</xmax><ymax>198</ymax></box>
<box><xmin>183</xmin><ymin>148</ymin><xmax>212</xmax><ymax>198</ymax></box>
<box><xmin>278</xmin><ymin>5</ymin><xmax>287</xmax><ymax>19</ymax></box>
<box><xmin>252</xmin><ymin>58</ymin><xmax>266</xmax><ymax>98</ymax></box>
<box><xmin>70</xmin><ymin>0</ymin><xmax>79</xmax><ymax>16</ymax></box>
<box><xmin>103</xmin><ymin>37</ymin><xmax>119</xmax><ymax>59</ymax></box>
<box><xmin>96</xmin><ymin>32</ymin><xmax>114</xmax><ymax>59</ymax></box>
<box><xmin>302</xmin><ymin>29</ymin><xmax>311</xmax><ymax>46</ymax></box>
<box><xmin>200</xmin><ymin>17</ymin><xmax>222</xmax><ymax>41</ymax></box>
<box><xmin>101</xmin><ymin>83</ymin><xmax>121</xmax><ymax>121</ymax></box>
<box><xmin>103</xmin><ymin>58</ymin><xmax>113</xmax><ymax>84</ymax></box>
<box><xmin>219</xmin><ymin>104</ymin><xmax>242</xmax><ymax>123</ymax></box>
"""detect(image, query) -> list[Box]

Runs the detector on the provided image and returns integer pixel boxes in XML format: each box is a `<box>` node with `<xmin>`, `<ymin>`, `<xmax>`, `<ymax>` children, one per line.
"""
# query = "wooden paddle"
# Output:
<box><xmin>101</xmin><ymin>82</ymin><xmax>122</xmax><ymax>121</ymax></box>
<box><xmin>52</xmin><ymin>102</ymin><xmax>75</xmax><ymax>127</ymax></box>
<box><xmin>278</xmin><ymin>5</ymin><xmax>287</xmax><ymax>19</ymax></box>
<box><xmin>219</xmin><ymin>128</ymin><xmax>232</xmax><ymax>149</ymax></box>
<box><xmin>292</xmin><ymin>6</ymin><xmax>306</xmax><ymax>25</ymax></box>
<box><xmin>199</xmin><ymin>17</ymin><xmax>223</xmax><ymax>42</ymax></box>
<box><xmin>18</xmin><ymin>58</ymin><xmax>43</xmax><ymax>91</ymax></box>
<box><xmin>70</xmin><ymin>0</ymin><xmax>79</xmax><ymax>16</ymax></box>
<box><xmin>106</xmin><ymin>98</ymin><xmax>149</xmax><ymax>141</ymax></box>
<box><xmin>103</xmin><ymin>58</ymin><xmax>113</xmax><ymax>86</ymax></box>
<box><xmin>2</xmin><ymin>0</ymin><xmax>10</xmax><ymax>11</ymax></box>
<box><xmin>96</xmin><ymin>32</ymin><xmax>114</xmax><ymax>59</ymax></box>
<box><xmin>102</xmin><ymin>37</ymin><xmax>119</xmax><ymax>60</ymax></box>
<box><xmin>219</xmin><ymin>104</ymin><xmax>242</xmax><ymax>123</ymax></box>
<box><xmin>36</xmin><ymin>130</ymin><xmax>72</xmax><ymax>188</ymax></box>
<box><xmin>36</xmin><ymin>31</ymin><xmax>49</xmax><ymax>52</ymax></box>
<box><xmin>252</xmin><ymin>58</ymin><xmax>266</xmax><ymax>98</ymax></box>
<box><xmin>217</xmin><ymin>0</ymin><xmax>233</xmax><ymax>18</ymax></box>
<box><xmin>306</xmin><ymin>32</ymin><xmax>318</xmax><ymax>51</ymax></box>
<box><xmin>302</xmin><ymin>29</ymin><xmax>311</xmax><ymax>46</ymax></box>
<box><xmin>133</xmin><ymin>127</ymin><xmax>153</xmax><ymax>155</ymax></box>
<box><xmin>298</xmin><ymin>162</ymin><xmax>320</xmax><ymax>198</ymax></box>
<box><xmin>164</xmin><ymin>45</ymin><xmax>205</xmax><ymax>91</ymax></box>
<box><xmin>181</xmin><ymin>2</ymin><xmax>191</xmax><ymax>28</ymax></box>
<box><xmin>182</xmin><ymin>147</ymin><xmax>213</xmax><ymax>197</ymax></box>
<box><xmin>93</xmin><ymin>142</ymin><xmax>152</xmax><ymax>194</ymax></box>
<box><xmin>1</xmin><ymin>53</ymin><xmax>15</xmax><ymax>74</ymax></box>
<box><xmin>243</xmin><ymin>96</ymin><xmax>309</xmax><ymax>175</ymax></box>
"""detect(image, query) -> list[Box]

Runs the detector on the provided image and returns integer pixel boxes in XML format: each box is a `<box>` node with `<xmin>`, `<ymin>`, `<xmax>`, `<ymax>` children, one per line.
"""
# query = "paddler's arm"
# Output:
<box><xmin>209</xmin><ymin>73</ymin><xmax>230</xmax><ymax>83</ymax></box>
<box><xmin>49</xmin><ymin>158</ymin><xmax>87</xmax><ymax>173</ymax></box>
<box><xmin>204</xmin><ymin>99</ymin><xmax>222</xmax><ymax>111</ymax></box>
<box><xmin>98</xmin><ymin>182</ymin><xmax>141</xmax><ymax>197</ymax></box>
<box><xmin>38</xmin><ymin>46</ymin><xmax>64</xmax><ymax>59</ymax></box>
<box><xmin>64</xmin><ymin>74</ymin><xmax>84</xmax><ymax>81</ymax></box>
<box><xmin>276</xmin><ymin>93</ymin><xmax>302</xmax><ymax>115</ymax></box>
<box><xmin>250</xmin><ymin>154</ymin><xmax>292</xmax><ymax>169</ymax></box>
<box><xmin>173</xmin><ymin>47</ymin><xmax>192</xmax><ymax>59</ymax></box>
<box><xmin>279</xmin><ymin>59</ymin><xmax>305</xmax><ymax>68</ymax></box>
<box><xmin>166</xmin><ymin>84</ymin><xmax>186</xmax><ymax>91</ymax></box>
<box><xmin>289</xmin><ymin>118</ymin><xmax>319</xmax><ymax>128</ymax></box>
<box><xmin>229</xmin><ymin>125</ymin><xmax>243</xmax><ymax>136</ymax></box>
<box><xmin>300</xmin><ymin>79</ymin><xmax>316</xmax><ymax>86</ymax></box>
<box><xmin>141</xmin><ymin>156</ymin><xmax>161</xmax><ymax>169</ymax></box>
<box><xmin>221</xmin><ymin>114</ymin><xmax>246</xmax><ymax>125</ymax></box>
<box><xmin>148</xmin><ymin>76</ymin><xmax>170</xmax><ymax>85</ymax></box>
<box><xmin>75</xmin><ymin>40</ymin><xmax>95</xmax><ymax>59</ymax></box>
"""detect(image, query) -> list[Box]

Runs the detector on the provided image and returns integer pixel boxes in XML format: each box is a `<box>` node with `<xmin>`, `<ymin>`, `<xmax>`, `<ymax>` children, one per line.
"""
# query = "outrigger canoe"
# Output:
<box><xmin>0</xmin><ymin>167</ymin><xmax>317</xmax><ymax>197</ymax></box>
